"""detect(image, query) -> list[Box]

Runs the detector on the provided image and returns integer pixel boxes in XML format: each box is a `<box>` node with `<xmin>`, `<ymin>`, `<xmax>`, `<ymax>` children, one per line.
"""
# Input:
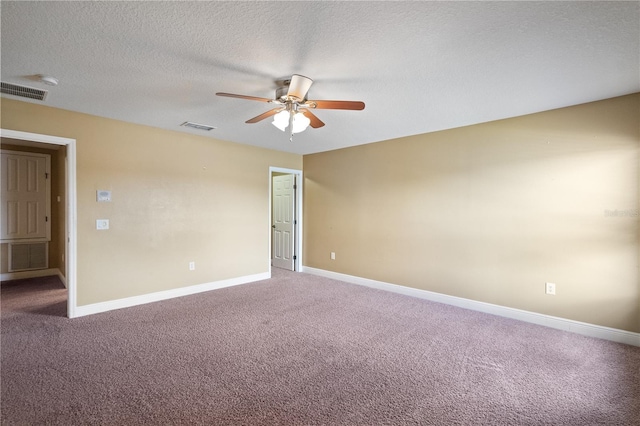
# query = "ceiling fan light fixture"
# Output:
<box><xmin>216</xmin><ymin>73</ymin><xmax>364</xmax><ymax>139</ymax></box>
<box><xmin>272</xmin><ymin>110</ymin><xmax>290</xmax><ymax>131</ymax></box>
<box><xmin>292</xmin><ymin>112</ymin><xmax>311</xmax><ymax>134</ymax></box>
<box><xmin>287</xmin><ymin>74</ymin><xmax>313</xmax><ymax>101</ymax></box>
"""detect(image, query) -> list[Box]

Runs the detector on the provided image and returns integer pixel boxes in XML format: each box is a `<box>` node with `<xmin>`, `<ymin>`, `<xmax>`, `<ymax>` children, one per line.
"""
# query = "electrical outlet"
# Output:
<box><xmin>330</xmin><ymin>252</ymin><xmax>336</xmax><ymax>260</ymax></box>
<box><xmin>96</xmin><ymin>219</ymin><xmax>109</xmax><ymax>230</ymax></box>
<box><xmin>545</xmin><ymin>282</ymin><xmax>556</xmax><ymax>295</ymax></box>
<box><xmin>189</xmin><ymin>261</ymin><xmax>195</xmax><ymax>271</ymax></box>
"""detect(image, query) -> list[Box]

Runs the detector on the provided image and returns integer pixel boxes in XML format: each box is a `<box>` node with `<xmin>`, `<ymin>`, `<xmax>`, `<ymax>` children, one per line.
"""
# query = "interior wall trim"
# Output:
<box><xmin>73</xmin><ymin>272</ymin><xmax>270</xmax><ymax>318</ymax></box>
<box><xmin>301</xmin><ymin>266</ymin><xmax>640</xmax><ymax>347</ymax></box>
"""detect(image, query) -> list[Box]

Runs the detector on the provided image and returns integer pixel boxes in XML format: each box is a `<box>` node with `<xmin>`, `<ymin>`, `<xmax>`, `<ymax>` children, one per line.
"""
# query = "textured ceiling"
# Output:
<box><xmin>1</xmin><ymin>1</ymin><xmax>638</xmax><ymax>155</ymax></box>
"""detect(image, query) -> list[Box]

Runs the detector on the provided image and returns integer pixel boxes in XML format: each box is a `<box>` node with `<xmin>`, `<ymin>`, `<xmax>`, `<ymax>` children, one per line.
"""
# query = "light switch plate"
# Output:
<box><xmin>96</xmin><ymin>219</ymin><xmax>109</xmax><ymax>230</ymax></box>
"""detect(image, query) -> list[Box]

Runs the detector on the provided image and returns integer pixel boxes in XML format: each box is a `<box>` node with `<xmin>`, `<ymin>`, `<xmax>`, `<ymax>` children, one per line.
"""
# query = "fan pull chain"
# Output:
<box><xmin>289</xmin><ymin>110</ymin><xmax>295</xmax><ymax>142</ymax></box>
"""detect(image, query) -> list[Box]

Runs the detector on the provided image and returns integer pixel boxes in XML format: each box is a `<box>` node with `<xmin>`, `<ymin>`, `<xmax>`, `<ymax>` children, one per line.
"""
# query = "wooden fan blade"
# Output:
<box><xmin>216</xmin><ymin>92</ymin><xmax>273</xmax><ymax>103</ymax></box>
<box><xmin>301</xmin><ymin>110</ymin><xmax>325</xmax><ymax>128</ymax></box>
<box><xmin>246</xmin><ymin>108</ymin><xmax>283</xmax><ymax>124</ymax></box>
<box><xmin>309</xmin><ymin>100</ymin><xmax>365</xmax><ymax>110</ymax></box>
<box><xmin>287</xmin><ymin>75</ymin><xmax>313</xmax><ymax>101</ymax></box>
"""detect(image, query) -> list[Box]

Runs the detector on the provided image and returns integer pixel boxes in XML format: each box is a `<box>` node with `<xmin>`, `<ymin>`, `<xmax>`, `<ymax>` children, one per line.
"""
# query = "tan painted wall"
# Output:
<box><xmin>304</xmin><ymin>94</ymin><xmax>640</xmax><ymax>333</ymax></box>
<box><xmin>0</xmin><ymin>141</ymin><xmax>66</xmax><ymax>276</ymax></box>
<box><xmin>1</xmin><ymin>99</ymin><xmax>301</xmax><ymax>306</ymax></box>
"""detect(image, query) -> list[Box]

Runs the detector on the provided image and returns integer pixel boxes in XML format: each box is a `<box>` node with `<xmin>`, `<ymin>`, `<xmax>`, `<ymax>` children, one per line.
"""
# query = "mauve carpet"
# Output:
<box><xmin>1</xmin><ymin>270</ymin><xmax>639</xmax><ymax>425</ymax></box>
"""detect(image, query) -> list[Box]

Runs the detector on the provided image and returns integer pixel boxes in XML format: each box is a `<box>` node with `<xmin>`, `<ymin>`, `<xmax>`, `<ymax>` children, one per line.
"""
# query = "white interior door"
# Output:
<box><xmin>272</xmin><ymin>174</ymin><xmax>295</xmax><ymax>271</ymax></box>
<box><xmin>1</xmin><ymin>150</ymin><xmax>51</xmax><ymax>242</ymax></box>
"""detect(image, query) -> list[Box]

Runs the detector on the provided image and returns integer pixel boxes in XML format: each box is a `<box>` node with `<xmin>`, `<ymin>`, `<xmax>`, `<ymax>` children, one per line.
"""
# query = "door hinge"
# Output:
<box><xmin>293</xmin><ymin>255</ymin><xmax>297</xmax><ymax>260</ymax></box>
<box><xmin>293</xmin><ymin>184</ymin><xmax>297</xmax><ymax>190</ymax></box>
<box><xmin>45</xmin><ymin>172</ymin><xmax>49</xmax><ymax>179</ymax></box>
<box><xmin>45</xmin><ymin>216</ymin><xmax>48</xmax><ymax>222</ymax></box>
<box><xmin>294</xmin><ymin>220</ymin><xmax>297</xmax><ymax>225</ymax></box>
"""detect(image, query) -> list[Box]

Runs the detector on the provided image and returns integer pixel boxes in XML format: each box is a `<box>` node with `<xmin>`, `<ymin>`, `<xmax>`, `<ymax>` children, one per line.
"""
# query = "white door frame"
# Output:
<box><xmin>269</xmin><ymin>167</ymin><xmax>302</xmax><ymax>273</ymax></box>
<box><xmin>0</xmin><ymin>129</ymin><xmax>77</xmax><ymax>318</ymax></box>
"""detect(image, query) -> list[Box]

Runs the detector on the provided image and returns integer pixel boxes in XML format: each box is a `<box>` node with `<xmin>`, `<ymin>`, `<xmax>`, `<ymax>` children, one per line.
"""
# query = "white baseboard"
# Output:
<box><xmin>73</xmin><ymin>272</ymin><xmax>270</xmax><ymax>318</ymax></box>
<box><xmin>1</xmin><ymin>268</ymin><xmax>63</xmax><ymax>283</ymax></box>
<box><xmin>301</xmin><ymin>266</ymin><xmax>640</xmax><ymax>347</ymax></box>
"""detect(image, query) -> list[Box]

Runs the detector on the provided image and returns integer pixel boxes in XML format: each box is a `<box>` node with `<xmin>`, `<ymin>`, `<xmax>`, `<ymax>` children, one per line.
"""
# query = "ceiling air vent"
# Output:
<box><xmin>181</xmin><ymin>121</ymin><xmax>216</xmax><ymax>131</ymax></box>
<box><xmin>1</xmin><ymin>82</ymin><xmax>48</xmax><ymax>101</ymax></box>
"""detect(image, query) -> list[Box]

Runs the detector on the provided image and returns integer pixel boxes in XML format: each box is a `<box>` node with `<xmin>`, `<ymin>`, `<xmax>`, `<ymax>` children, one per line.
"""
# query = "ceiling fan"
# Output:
<box><xmin>216</xmin><ymin>74</ymin><xmax>365</xmax><ymax>141</ymax></box>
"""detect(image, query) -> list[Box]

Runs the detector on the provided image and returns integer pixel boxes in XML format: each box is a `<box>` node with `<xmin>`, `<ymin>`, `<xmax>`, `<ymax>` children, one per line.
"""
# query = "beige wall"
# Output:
<box><xmin>1</xmin><ymin>98</ymin><xmax>301</xmax><ymax>306</ymax></box>
<box><xmin>304</xmin><ymin>94</ymin><xmax>640</xmax><ymax>333</ymax></box>
<box><xmin>3</xmin><ymin>94</ymin><xmax>638</xmax><ymax>333</ymax></box>
<box><xmin>0</xmin><ymin>141</ymin><xmax>66</xmax><ymax>276</ymax></box>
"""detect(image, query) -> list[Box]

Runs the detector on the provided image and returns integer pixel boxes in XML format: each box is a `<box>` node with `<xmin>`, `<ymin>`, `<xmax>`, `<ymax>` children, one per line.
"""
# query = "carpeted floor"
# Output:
<box><xmin>1</xmin><ymin>270</ymin><xmax>639</xmax><ymax>425</ymax></box>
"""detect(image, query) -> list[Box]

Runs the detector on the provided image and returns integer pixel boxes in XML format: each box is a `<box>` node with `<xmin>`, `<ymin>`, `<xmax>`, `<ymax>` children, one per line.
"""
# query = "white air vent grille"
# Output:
<box><xmin>1</xmin><ymin>82</ymin><xmax>48</xmax><ymax>101</ymax></box>
<box><xmin>9</xmin><ymin>242</ymin><xmax>48</xmax><ymax>272</ymax></box>
<box><xmin>181</xmin><ymin>121</ymin><xmax>216</xmax><ymax>131</ymax></box>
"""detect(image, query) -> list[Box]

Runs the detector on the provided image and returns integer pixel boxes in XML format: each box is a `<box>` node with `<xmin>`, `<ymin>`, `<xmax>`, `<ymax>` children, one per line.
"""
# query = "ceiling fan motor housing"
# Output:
<box><xmin>275</xmin><ymin>85</ymin><xmax>290</xmax><ymax>100</ymax></box>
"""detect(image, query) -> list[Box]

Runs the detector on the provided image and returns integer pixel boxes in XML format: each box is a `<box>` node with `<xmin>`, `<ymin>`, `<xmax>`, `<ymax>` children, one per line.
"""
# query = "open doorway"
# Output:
<box><xmin>0</xmin><ymin>129</ymin><xmax>77</xmax><ymax>318</ymax></box>
<box><xmin>269</xmin><ymin>167</ymin><xmax>302</xmax><ymax>273</ymax></box>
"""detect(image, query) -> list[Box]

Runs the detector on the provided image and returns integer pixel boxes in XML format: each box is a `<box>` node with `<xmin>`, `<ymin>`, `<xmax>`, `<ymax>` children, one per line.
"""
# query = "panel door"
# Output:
<box><xmin>272</xmin><ymin>174</ymin><xmax>295</xmax><ymax>271</ymax></box>
<box><xmin>1</xmin><ymin>151</ymin><xmax>50</xmax><ymax>241</ymax></box>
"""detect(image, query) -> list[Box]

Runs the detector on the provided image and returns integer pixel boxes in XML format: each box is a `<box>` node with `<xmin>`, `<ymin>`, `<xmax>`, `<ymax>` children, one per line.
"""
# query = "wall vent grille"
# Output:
<box><xmin>1</xmin><ymin>82</ymin><xmax>48</xmax><ymax>101</ymax></box>
<box><xmin>9</xmin><ymin>242</ymin><xmax>48</xmax><ymax>272</ymax></box>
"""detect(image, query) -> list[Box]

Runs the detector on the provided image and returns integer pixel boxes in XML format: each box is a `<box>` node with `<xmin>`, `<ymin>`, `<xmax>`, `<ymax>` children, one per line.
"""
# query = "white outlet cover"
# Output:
<box><xmin>545</xmin><ymin>282</ymin><xmax>556</xmax><ymax>295</ymax></box>
<box><xmin>96</xmin><ymin>219</ymin><xmax>109</xmax><ymax>230</ymax></box>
